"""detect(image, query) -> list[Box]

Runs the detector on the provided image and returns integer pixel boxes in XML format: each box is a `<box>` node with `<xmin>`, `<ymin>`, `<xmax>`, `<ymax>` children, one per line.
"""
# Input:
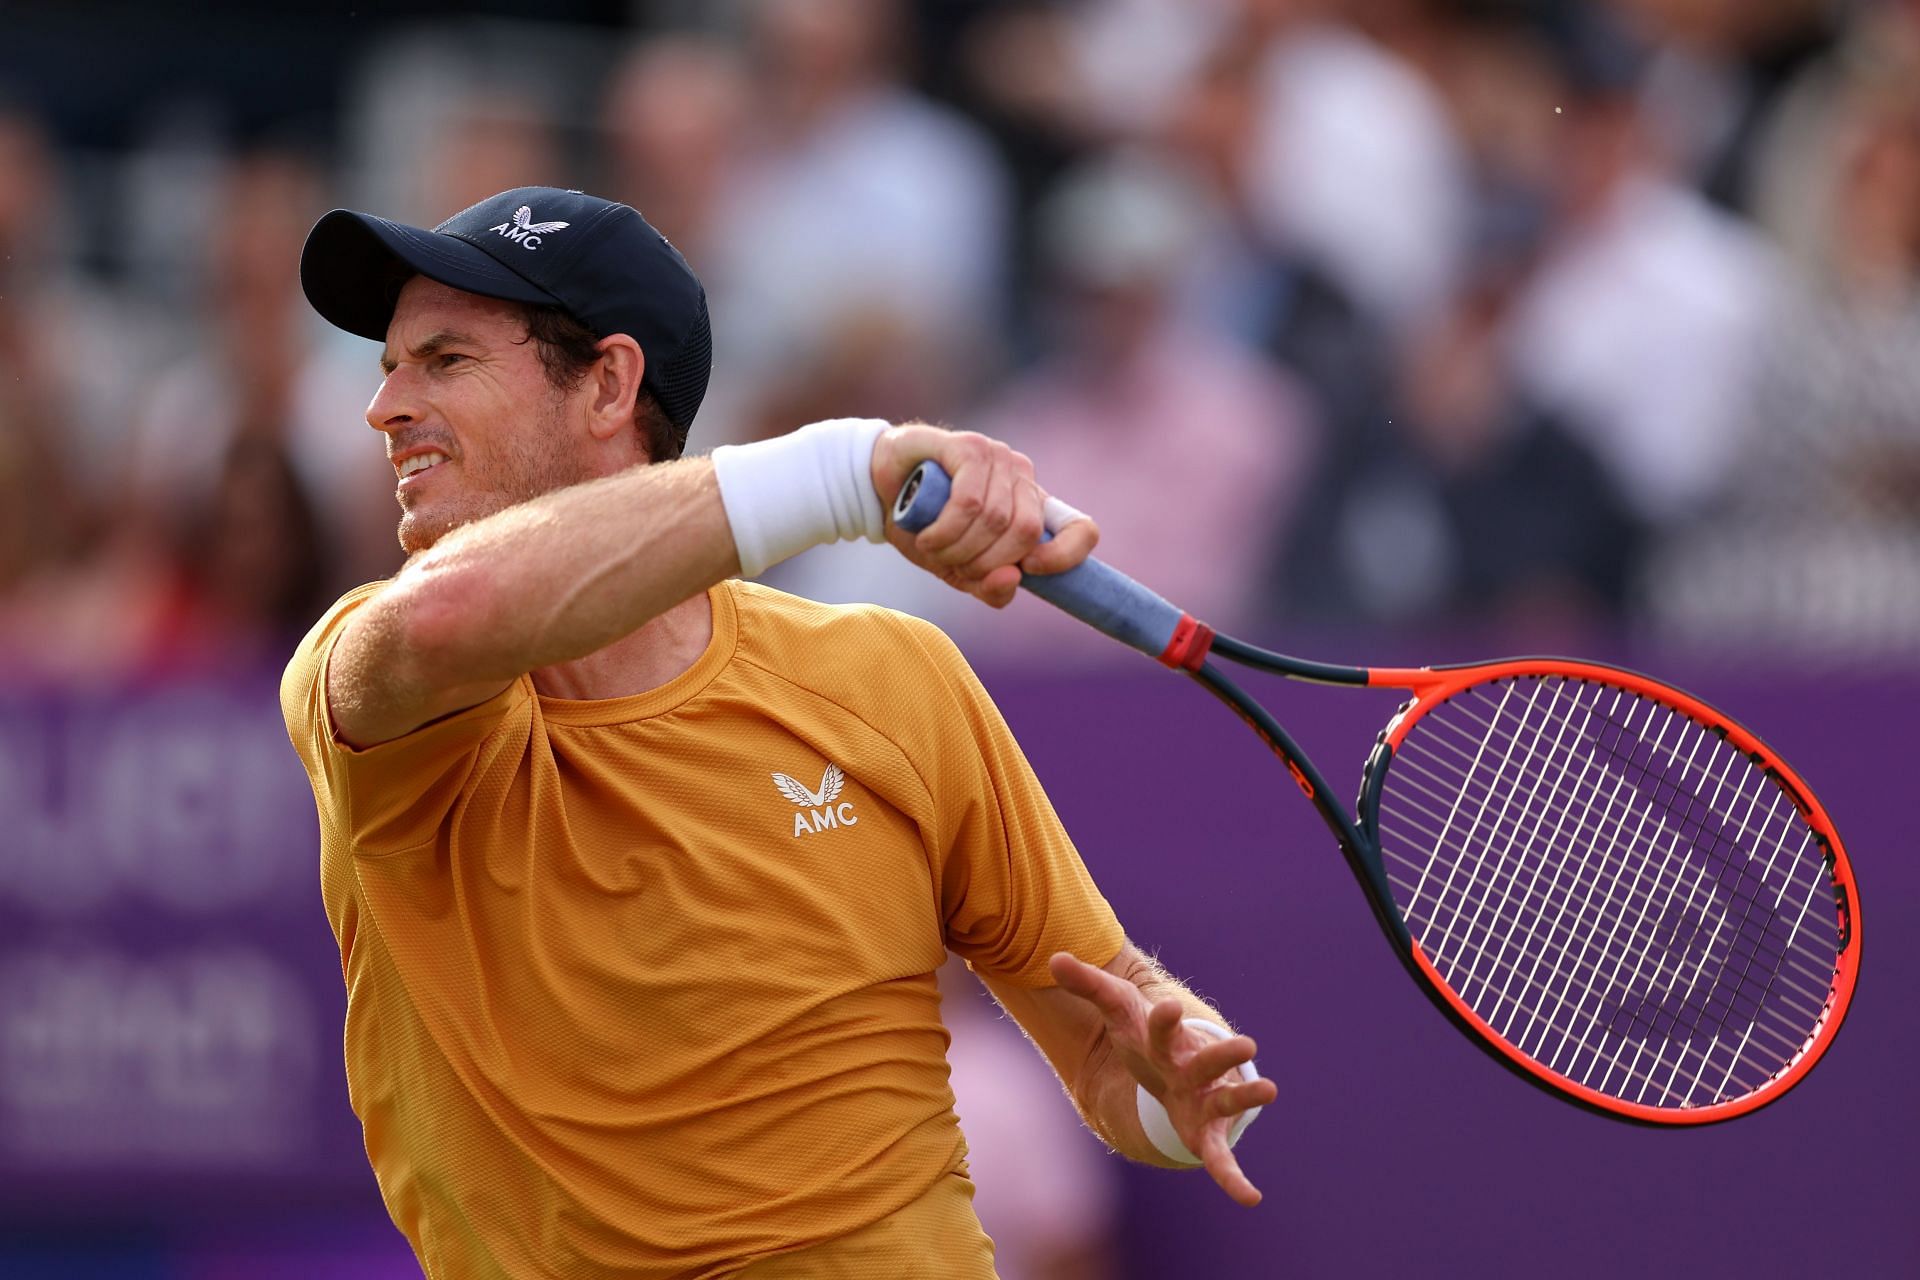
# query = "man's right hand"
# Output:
<box><xmin>871</xmin><ymin>423</ymin><xmax>1100</xmax><ymax>608</ymax></box>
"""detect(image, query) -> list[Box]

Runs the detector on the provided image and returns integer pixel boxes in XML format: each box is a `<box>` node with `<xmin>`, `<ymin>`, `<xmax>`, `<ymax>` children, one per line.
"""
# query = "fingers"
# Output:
<box><xmin>868</xmin><ymin>421</ymin><xmax>947</xmax><ymax>506</ymax></box>
<box><xmin>1208</xmin><ymin>1077</ymin><xmax>1277</xmax><ymax>1118</ymax></box>
<box><xmin>949</xmin><ymin>475</ymin><xmax>1045</xmax><ymax>584</ymax></box>
<box><xmin>1200</xmin><ymin>1130</ymin><xmax>1264</xmax><ymax>1208</ymax></box>
<box><xmin>1020</xmin><ymin>507</ymin><xmax>1098</xmax><ymax>577</ymax></box>
<box><xmin>969</xmin><ymin>564</ymin><xmax>1025</xmax><ymax>609</ymax></box>
<box><xmin>915</xmin><ymin>453</ymin><xmax>1045</xmax><ymax>584</ymax></box>
<box><xmin>1145</xmin><ymin>999</ymin><xmax>1185</xmax><ymax>1060</ymax></box>
<box><xmin>912</xmin><ymin>444</ymin><xmax>1006</xmax><ymax>564</ymax></box>
<box><xmin>1046</xmin><ymin>950</ymin><xmax>1096</xmax><ymax>987</ymax></box>
<box><xmin>1185</xmin><ymin>1033</ymin><xmax>1259</xmax><ymax>1085</ymax></box>
<box><xmin>1153</xmin><ymin>1021</ymin><xmax>1273</xmax><ymax>1208</ymax></box>
<box><xmin>873</xmin><ymin>423</ymin><xmax>1090</xmax><ymax>605</ymax></box>
<box><xmin>1047</xmin><ymin>952</ymin><xmax>1146</xmax><ymax>1024</ymax></box>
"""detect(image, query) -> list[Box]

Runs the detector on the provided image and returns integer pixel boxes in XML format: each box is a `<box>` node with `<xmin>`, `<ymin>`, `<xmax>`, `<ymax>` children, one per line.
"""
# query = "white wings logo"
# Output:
<box><xmin>773</xmin><ymin>763</ymin><xmax>845</xmax><ymax>808</ymax></box>
<box><xmin>511</xmin><ymin>205</ymin><xmax>570</xmax><ymax>234</ymax></box>
<box><xmin>774</xmin><ymin>764</ymin><xmax>859</xmax><ymax>837</ymax></box>
<box><xmin>487</xmin><ymin>205</ymin><xmax>570</xmax><ymax>249</ymax></box>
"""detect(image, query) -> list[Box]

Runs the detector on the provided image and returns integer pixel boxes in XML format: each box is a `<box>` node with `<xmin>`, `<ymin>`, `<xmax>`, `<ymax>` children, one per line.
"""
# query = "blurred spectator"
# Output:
<box><xmin>939</xmin><ymin>958</ymin><xmax>1121</xmax><ymax>1280</ymax></box>
<box><xmin>333</xmin><ymin>20</ymin><xmax>597</xmax><ymax>232</ymax></box>
<box><xmin>937</xmin><ymin>0</ymin><xmax>1235</xmax><ymax>360</ymax></box>
<box><xmin>1281</xmin><ymin>230</ymin><xmax>1644</xmax><ymax>631</ymax></box>
<box><xmin>0</xmin><ymin>103</ymin><xmax>167</xmax><ymax>525</ymax></box>
<box><xmin>0</xmin><ymin>109</ymin><xmax>85</xmax><ymax>602</ymax></box>
<box><xmin>939</xmin><ymin>2</ymin><xmax>1125</xmax><ymax>361</ymax></box>
<box><xmin>1048</xmin><ymin>0</ymin><xmax>1234</xmax><ymax>139</ymax></box>
<box><xmin>0</xmin><ymin>105</ymin><xmax>168</xmax><ymax>677</ymax></box>
<box><xmin>1649</xmin><ymin>5</ymin><xmax>1920</xmax><ymax>654</ymax></box>
<box><xmin>1610</xmin><ymin>0</ymin><xmax>1841</xmax><ymax>214</ymax></box>
<box><xmin>1498</xmin><ymin>7</ymin><xmax>1781</xmax><ymax>526</ymax></box>
<box><xmin>697</xmin><ymin>0</ymin><xmax>1013</xmax><ymax>444</ymax></box>
<box><xmin>974</xmin><ymin>150</ymin><xmax>1316</xmax><ymax>645</ymax></box>
<box><xmin>1241</xmin><ymin>0</ymin><xmax>1471</xmax><ymax>336</ymax></box>
<box><xmin>135</xmin><ymin>437</ymin><xmax>336</xmax><ymax>673</ymax></box>
<box><xmin>1161</xmin><ymin>21</ymin><xmax>1396</xmax><ymax>599</ymax></box>
<box><xmin>123</xmin><ymin>148</ymin><xmax>393</xmax><ymax>601</ymax></box>
<box><xmin>413</xmin><ymin>89</ymin><xmax>568</xmax><ymax>224</ymax></box>
<box><xmin>600</xmin><ymin>34</ymin><xmax>753</xmax><ymax>267</ymax></box>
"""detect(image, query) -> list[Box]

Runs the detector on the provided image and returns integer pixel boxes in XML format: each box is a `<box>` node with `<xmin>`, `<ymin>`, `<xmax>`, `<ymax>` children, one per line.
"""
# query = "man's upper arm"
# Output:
<box><xmin>282</xmin><ymin>583</ymin><xmax>386</xmax><ymax>780</ymax></box>
<box><xmin>895</xmin><ymin>614</ymin><xmax>1126</xmax><ymax>984</ymax></box>
<box><xmin>325</xmin><ymin>579</ymin><xmax>515</xmax><ymax>748</ymax></box>
<box><xmin>282</xmin><ymin>585</ymin><xmax>528</xmax><ymax>852</ymax></box>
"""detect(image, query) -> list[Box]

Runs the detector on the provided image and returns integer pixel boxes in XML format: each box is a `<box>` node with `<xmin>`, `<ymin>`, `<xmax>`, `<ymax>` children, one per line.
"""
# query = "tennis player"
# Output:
<box><xmin>282</xmin><ymin>186</ymin><xmax>1274</xmax><ymax>1279</ymax></box>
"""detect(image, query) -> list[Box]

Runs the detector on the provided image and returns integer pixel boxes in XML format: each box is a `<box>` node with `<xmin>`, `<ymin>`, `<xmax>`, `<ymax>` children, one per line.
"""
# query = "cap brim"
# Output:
<box><xmin>300</xmin><ymin>209</ymin><xmax>562</xmax><ymax>341</ymax></box>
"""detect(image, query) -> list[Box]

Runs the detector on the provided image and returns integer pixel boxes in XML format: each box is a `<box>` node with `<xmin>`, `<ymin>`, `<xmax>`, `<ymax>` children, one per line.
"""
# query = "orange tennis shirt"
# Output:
<box><xmin>281</xmin><ymin>579</ymin><xmax>1126</xmax><ymax>1279</ymax></box>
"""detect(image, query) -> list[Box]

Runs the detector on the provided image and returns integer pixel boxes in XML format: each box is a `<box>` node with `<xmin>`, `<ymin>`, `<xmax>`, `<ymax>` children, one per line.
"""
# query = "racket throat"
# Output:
<box><xmin>1187</xmin><ymin>661</ymin><xmax>1411</xmax><ymax>949</ymax></box>
<box><xmin>1156</xmin><ymin>614</ymin><xmax>1215</xmax><ymax>671</ymax></box>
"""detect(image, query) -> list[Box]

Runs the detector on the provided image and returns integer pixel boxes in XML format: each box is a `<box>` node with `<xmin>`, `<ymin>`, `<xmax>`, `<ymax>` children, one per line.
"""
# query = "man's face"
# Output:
<box><xmin>370</xmin><ymin>277</ymin><xmax>593</xmax><ymax>554</ymax></box>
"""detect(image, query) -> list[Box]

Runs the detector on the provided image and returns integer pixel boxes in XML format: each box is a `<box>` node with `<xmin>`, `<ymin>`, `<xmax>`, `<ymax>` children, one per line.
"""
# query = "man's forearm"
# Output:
<box><xmin>1105</xmin><ymin>948</ymin><xmax>1227</xmax><ymax>1028</ymax></box>
<box><xmin>328</xmin><ymin>421</ymin><xmax>1090</xmax><ymax>748</ymax></box>
<box><xmin>327</xmin><ymin>458</ymin><xmax>739</xmax><ymax>748</ymax></box>
<box><xmin>383</xmin><ymin>457</ymin><xmax>736</xmax><ymax>686</ymax></box>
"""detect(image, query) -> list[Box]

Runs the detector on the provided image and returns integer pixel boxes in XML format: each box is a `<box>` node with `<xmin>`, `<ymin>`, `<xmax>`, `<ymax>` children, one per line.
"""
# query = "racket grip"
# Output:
<box><xmin>891</xmin><ymin>460</ymin><xmax>1207</xmax><ymax>667</ymax></box>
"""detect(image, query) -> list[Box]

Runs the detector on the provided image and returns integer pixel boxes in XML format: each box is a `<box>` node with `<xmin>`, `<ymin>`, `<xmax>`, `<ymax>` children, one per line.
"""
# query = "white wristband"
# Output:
<box><xmin>710</xmin><ymin>418</ymin><xmax>891</xmax><ymax>578</ymax></box>
<box><xmin>1135</xmin><ymin>1018</ymin><xmax>1263</xmax><ymax>1165</ymax></box>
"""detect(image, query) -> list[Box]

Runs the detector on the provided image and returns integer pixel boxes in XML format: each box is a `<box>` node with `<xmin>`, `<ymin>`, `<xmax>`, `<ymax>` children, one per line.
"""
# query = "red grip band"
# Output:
<box><xmin>1157</xmin><ymin>615</ymin><xmax>1215</xmax><ymax>670</ymax></box>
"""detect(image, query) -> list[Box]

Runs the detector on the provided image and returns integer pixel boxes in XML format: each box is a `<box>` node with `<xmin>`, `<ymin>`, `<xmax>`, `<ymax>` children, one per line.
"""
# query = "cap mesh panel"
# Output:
<box><xmin>652</xmin><ymin>299</ymin><xmax>712</xmax><ymax>428</ymax></box>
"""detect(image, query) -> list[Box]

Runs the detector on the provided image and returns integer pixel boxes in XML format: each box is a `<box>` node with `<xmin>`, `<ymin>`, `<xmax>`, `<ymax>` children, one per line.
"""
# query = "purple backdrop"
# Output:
<box><xmin>992</xmin><ymin>659</ymin><xmax>1915</xmax><ymax>1279</ymax></box>
<box><xmin>1</xmin><ymin>652</ymin><xmax>1912</xmax><ymax>1277</ymax></box>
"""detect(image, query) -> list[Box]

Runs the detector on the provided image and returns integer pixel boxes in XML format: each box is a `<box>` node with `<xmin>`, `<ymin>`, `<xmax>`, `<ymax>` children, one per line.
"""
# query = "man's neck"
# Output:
<box><xmin>529</xmin><ymin>588</ymin><xmax>715</xmax><ymax>701</ymax></box>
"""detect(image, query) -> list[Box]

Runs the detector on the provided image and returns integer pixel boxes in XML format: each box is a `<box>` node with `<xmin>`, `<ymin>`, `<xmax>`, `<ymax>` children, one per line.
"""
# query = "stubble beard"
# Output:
<box><xmin>395</xmin><ymin>394</ymin><xmax>590</xmax><ymax>556</ymax></box>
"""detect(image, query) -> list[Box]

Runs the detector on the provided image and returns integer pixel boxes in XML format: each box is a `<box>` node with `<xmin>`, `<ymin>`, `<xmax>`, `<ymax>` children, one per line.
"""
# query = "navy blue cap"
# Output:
<box><xmin>300</xmin><ymin>186</ymin><xmax>712</xmax><ymax>429</ymax></box>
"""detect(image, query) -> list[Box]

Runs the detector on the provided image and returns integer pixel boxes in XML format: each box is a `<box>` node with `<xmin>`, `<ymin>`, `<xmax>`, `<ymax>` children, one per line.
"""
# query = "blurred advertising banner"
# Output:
<box><xmin>0</xmin><ymin>675</ymin><xmax>368</xmax><ymax>1219</ymax></box>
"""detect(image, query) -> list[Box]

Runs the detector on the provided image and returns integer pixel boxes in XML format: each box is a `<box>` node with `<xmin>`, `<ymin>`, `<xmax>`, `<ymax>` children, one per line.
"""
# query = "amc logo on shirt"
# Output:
<box><xmin>772</xmin><ymin>764</ymin><xmax>860</xmax><ymax>837</ymax></box>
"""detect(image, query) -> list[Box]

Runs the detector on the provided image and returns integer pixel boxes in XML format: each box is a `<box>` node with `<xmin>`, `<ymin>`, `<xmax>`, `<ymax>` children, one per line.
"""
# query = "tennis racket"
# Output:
<box><xmin>894</xmin><ymin>462</ymin><xmax>1860</xmax><ymax>1124</ymax></box>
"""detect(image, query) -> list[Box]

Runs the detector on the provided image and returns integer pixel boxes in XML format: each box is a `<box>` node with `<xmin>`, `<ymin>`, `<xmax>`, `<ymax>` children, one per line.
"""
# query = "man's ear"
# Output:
<box><xmin>585</xmin><ymin>334</ymin><xmax>645</xmax><ymax>442</ymax></box>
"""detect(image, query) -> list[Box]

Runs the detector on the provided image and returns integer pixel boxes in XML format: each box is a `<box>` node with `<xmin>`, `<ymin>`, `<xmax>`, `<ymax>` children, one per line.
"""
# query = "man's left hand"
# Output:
<box><xmin>1049</xmin><ymin>951</ymin><xmax>1278</xmax><ymax>1207</ymax></box>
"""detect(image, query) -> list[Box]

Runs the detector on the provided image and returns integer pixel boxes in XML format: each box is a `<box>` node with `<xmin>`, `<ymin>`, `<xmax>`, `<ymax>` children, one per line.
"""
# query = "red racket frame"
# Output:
<box><xmin>1190</xmin><ymin>640</ymin><xmax>1860</xmax><ymax>1125</ymax></box>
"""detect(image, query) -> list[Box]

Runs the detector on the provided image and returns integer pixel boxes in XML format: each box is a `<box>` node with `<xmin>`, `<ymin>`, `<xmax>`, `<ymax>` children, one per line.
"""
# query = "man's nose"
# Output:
<box><xmin>366</xmin><ymin>370</ymin><xmax>421</xmax><ymax>434</ymax></box>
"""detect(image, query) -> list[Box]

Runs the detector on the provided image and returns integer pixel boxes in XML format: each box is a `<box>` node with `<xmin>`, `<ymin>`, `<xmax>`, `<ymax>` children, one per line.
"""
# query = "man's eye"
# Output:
<box><xmin>438</xmin><ymin>353</ymin><xmax>469</xmax><ymax>368</ymax></box>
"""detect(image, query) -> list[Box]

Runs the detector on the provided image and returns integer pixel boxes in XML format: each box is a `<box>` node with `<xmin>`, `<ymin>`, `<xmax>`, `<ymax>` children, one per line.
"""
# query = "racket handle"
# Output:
<box><xmin>890</xmin><ymin>460</ymin><xmax>1212</xmax><ymax>669</ymax></box>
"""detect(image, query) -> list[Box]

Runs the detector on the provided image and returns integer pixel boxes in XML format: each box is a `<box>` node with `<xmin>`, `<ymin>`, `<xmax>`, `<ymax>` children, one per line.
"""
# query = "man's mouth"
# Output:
<box><xmin>396</xmin><ymin>450</ymin><xmax>449</xmax><ymax>483</ymax></box>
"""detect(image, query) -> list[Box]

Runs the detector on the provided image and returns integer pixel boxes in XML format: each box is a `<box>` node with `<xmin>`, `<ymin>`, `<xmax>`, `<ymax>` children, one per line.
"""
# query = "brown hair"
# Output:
<box><xmin>516</xmin><ymin>303</ymin><xmax>687</xmax><ymax>462</ymax></box>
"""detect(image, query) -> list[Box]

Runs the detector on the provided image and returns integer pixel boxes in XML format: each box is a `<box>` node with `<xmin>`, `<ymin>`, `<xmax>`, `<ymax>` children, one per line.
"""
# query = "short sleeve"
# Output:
<box><xmin>280</xmin><ymin>584</ymin><xmax>531</xmax><ymax>855</ymax></box>
<box><xmin>897</xmin><ymin>618</ymin><xmax>1125</xmax><ymax>986</ymax></box>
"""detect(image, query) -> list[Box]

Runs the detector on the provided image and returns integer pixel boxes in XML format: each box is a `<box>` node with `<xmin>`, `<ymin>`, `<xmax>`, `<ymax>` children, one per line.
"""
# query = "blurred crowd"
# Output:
<box><xmin>5</xmin><ymin>0</ymin><xmax>1920</xmax><ymax>681</ymax></box>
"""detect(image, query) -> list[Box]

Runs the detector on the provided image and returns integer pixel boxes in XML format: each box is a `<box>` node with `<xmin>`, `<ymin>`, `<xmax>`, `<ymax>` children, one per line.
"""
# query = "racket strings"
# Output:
<box><xmin>1402</xmin><ymin>684</ymin><xmax>1822</xmax><ymax>1103</ymax></box>
<box><xmin>1426</xmin><ymin>683</ymin><xmax>1837</xmax><ymax>1051</ymax></box>
<box><xmin>1407</xmin><ymin>684</ymin><xmax>1816</xmax><ymax>896</ymax></box>
<box><xmin>1382</xmin><ymin>802</ymin><xmax>1827</xmax><ymax>1043</ymax></box>
<box><xmin>1380</xmin><ymin>781</ymin><xmax>1833</xmax><ymax>1020</ymax></box>
<box><xmin>1418</xmin><ymin>686</ymin><xmax>1825</xmax><ymax>1104</ymax></box>
<box><xmin>1389</xmin><ymin>694</ymin><xmax>1833</xmax><ymax>1030</ymax></box>
<box><xmin>1383</xmin><ymin>806</ymin><xmax>1807</xmax><ymax>1100</ymax></box>
<box><xmin>1397</xmin><ymin>681</ymin><xmax>1830</xmax><ymax>1011</ymax></box>
<box><xmin>1379</xmin><ymin>848</ymin><xmax>1814</xmax><ymax>1102</ymax></box>
<box><xmin>1387</xmin><ymin>731</ymin><xmax>1836</xmax><ymax>987</ymax></box>
<box><xmin>1372</xmin><ymin>675</ymin><xmax>1841</xmax><ymax>1109</ymax></box>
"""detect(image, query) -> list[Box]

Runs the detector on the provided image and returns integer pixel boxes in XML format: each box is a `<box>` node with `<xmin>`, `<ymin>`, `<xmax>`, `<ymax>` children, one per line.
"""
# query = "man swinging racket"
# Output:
<box><xmin>282</xmin><ymin>185</ymin><xmax>1273</xmax><ymax>1279</ymax></box>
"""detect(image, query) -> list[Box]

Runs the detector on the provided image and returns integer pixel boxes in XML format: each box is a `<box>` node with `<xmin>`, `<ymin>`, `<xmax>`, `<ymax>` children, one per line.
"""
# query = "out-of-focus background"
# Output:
<box><xmin>0</xmin><ymin>1</ymin><xmax>1914</xmax><ymax>1277</ymax></box>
